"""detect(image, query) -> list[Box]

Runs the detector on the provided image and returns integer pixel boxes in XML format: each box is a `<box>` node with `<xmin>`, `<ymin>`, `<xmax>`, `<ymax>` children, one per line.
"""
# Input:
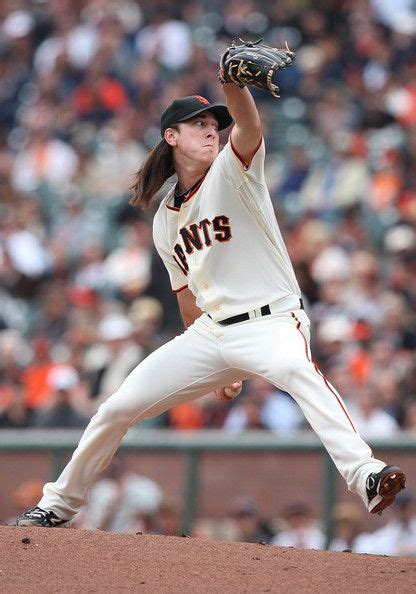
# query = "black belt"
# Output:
<box><xmin>215</xmin><ymin>298</ymin><xmax>304</xmax><ymax>326</ymax></box>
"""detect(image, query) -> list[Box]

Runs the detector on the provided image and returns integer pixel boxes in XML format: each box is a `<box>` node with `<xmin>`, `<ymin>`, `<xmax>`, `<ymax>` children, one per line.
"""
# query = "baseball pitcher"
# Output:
<box><xmin>17</xmin><ymin>41</ymin><xmax>405</xmax><ymax>529</ymax></box>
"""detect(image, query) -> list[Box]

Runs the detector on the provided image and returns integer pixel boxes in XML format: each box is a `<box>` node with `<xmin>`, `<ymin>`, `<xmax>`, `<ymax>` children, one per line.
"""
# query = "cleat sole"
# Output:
<box><xmin>370</xmin><ymin>469</ymin><xmax>406</xmax><ymax>515</ymax></box>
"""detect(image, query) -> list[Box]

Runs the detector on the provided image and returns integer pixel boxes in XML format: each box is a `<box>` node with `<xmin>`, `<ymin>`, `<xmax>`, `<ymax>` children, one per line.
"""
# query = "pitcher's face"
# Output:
<box><xmin>165</xmin><ymin>112</ymin><xmax>220</xmax><ymax>167</ymax></box>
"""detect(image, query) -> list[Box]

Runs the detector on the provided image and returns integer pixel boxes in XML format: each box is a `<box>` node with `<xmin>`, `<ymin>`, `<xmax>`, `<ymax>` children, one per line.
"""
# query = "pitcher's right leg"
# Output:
<box><xmin>18</xmin><ymin>324</ymin><xmax>240</xmax><ymax>525</ymax></box>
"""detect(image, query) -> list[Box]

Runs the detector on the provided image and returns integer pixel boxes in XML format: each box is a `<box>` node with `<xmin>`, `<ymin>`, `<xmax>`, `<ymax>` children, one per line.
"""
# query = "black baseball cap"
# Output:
<box><xmin>160</xmin><ymin>95</ymin><xmax>233</xmax><ymax>136</ymax></box>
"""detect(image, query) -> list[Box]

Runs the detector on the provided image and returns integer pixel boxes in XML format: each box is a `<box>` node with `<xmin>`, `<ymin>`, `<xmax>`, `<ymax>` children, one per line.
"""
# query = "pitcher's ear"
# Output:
<box><xmin>164</xmin><ymin>127</ymin><xmax>178</xmax><ymax>147</ymax></box>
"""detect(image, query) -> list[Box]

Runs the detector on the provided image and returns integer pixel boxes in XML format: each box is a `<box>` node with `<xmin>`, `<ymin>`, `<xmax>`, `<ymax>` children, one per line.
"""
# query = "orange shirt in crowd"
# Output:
<box><xmin>169</xmin><ymin>402</ymin><xmax>204</xmax><ymax>430</ymax></box>
<box><xmin>22</xmin><ymin>362</ymin><xmax>59</xmax><ymax>409</ymax></box>
<box><xmin>348</xmin><ymin>350</ymin><xmax>372</xmax><ymax>384</ymax></box>
<box><xmin>0</xmin><ymin>384</ymin><xmax>13</xmax><ymax>410</ymax></box>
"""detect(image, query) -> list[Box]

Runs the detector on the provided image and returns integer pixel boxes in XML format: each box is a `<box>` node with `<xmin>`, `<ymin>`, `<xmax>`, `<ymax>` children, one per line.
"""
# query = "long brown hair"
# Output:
<box><xmin>130</xmin><ymin>127</ymin><xmax>178</xmax><ymax>210</ymax></box>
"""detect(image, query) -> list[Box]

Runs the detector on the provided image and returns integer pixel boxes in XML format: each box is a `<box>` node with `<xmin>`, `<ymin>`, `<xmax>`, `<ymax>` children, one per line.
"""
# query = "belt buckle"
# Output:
<box><xmin>248</xmin><ymin>307</ymin><xmax>262</xmax><ymax>320</ymax></box>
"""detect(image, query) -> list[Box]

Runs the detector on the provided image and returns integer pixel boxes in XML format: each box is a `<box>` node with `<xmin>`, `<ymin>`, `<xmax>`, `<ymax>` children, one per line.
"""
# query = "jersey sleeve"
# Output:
<box><xmin>216</xmin><ymin>131</ymin><xmax>266</xmax><ymax>187</ymax></box>
<box><xmin>152</xmin><ymin>209</ymin><xmax>188</xmax><ymax>293</ymax></box>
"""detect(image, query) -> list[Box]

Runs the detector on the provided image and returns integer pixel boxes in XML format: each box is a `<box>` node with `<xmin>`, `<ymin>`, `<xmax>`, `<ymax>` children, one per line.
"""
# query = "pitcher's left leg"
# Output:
<box><xmin>224</xmin><ymin>313</ymin><xmax>405</xmax><ymax>512</ymax></box>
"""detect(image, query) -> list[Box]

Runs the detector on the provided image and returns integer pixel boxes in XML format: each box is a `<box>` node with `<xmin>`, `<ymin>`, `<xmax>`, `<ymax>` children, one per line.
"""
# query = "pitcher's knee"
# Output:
<box><xmin>96</xmin><ymin>392</ymin><xmax>144</xmax><ymax>426</ymax></box>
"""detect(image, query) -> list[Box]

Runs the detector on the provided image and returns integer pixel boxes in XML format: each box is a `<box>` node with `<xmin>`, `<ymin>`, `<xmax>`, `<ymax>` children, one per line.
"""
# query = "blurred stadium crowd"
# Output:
<box><xmin>0</xmin><ymin>0</ymin><xmax>416</xmax><ymax>433</ymax></box>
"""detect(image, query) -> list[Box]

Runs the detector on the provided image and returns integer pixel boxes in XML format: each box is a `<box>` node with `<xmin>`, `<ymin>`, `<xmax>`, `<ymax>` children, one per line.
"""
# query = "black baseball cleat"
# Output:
<box><xmin>366</xmin><ymin>465</ymin><xmax>406</xmax><ymax>515</ymax></box>
<box><xmin>16</xmin><ymin>506</ymin><xmax>68</xmax><ymax>528</ymax></box>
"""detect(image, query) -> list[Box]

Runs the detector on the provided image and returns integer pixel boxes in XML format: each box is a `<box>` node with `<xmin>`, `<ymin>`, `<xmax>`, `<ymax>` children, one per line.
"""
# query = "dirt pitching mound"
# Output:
<box><xmin>1</xmin><ymin>526</ymin><xmax>415</xmax><ymax>593</ymax></box>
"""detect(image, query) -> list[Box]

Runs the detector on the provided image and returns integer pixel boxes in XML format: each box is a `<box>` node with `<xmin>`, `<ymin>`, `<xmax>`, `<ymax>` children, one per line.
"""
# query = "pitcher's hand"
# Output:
<box><xmin>216</xmin><ymin>381</ymin><xmax>243</xmax><ymax>401</ymax></box>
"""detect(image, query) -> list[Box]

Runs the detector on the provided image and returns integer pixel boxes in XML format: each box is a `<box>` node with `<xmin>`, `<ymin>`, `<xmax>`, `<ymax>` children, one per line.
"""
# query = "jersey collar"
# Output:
<box><xmin>166</xmin><ymin>175</ymin><xmax>206</xmax><ymax>211</ymax></box>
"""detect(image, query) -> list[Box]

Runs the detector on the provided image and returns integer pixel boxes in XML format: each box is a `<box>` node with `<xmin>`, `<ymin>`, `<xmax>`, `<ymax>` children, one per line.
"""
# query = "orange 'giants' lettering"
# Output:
<box><xmin>198</xmin><ymin>219</ymin><xmax>212</xmax><ymax>246</ymax></box>
<box><xmin>212</xmin><ymin>215</ymin><xmax>232</xmax><ymax>242</ymax></box>
<box><xmin>173</xmin><ymin>244</ymin><xmax>189</xmax><ymax>275</ymax></box>
<box><xmin>173</xmin><ymin>215</ymin><xmax>232</xmax><ymax>274</ymax></box>
<box><xmin>180</xmin><ymin>224</ymin><xmax>203</xmax><ymax>254</ymax></box>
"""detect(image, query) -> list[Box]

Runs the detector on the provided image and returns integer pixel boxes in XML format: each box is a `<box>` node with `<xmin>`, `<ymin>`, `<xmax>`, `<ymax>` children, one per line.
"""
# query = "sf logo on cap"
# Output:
<box><xmin>195</xmin><ymin>95</ymin><xmax>209</xmax><ymax>105</ymax></box>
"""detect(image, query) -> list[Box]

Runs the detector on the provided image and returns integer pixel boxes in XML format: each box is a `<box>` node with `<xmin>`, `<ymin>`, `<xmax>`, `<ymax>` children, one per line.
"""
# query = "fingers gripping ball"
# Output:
<box><xmin>219</xmin><ymin>38</ymin><xmax>296</xmax><ymax>98</ymax></box>
<box><xmin>216</xmin><ymin>381</ymin><xmax>243</xmax><ymax>401</ymax></box>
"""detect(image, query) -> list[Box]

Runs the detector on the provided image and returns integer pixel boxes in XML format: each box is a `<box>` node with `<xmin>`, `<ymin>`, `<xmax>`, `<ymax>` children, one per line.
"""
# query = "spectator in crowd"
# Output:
<box><xmin>404</xmin><ymin>402</ymin><xmax>416</xmax><ymax>432</ymax></box>
<box><xmin>72</xmin><ymin>242</ymin><xmax>108</xmax><ymax>297</ymax></box>
<box><xmin>271</xmin><ymin>502</ymin><xmax>325</xmax><ymax>550</ymax></box>
<box><xmin>354</xmin><ymin>492</ymin><xmax>416</xmax><ymax>556</ymax></box>
<box><xmin>0</xmin><ymin>383</ymin><xmax>33</xmax><ymax>428</ymax></box>
<box><xmin>74</xmin><ymin>456</ymin><xmax>163</xmax><ymax>532</ymax></box>
<box><xmin>83</xmin><ymin>312</ymin><xmax>143</xmax><ymax>403</ymax></box>
<box><xmin>2</xmin><ymin>479</ymin><xmax>44</xmax><ymax>525</ymax></box>
<box><xmin>21</xmin><ymin>336</ymin><xmax>61</xmax><ymax>411</ymax></box>
<box><xmin>313</xmin><ymin>315</ymin><xmax>354</xmax><ymax>372</ymax></box>
<box><xmin>83</xmin><ymin>112</ymin><xmax>146</xmax><ymax>201</ymax></box>
<box><xmin>102</xmin><ymin>220</ymin><xmax>153</xmax><ymax>301</ymax></box>
<box><xmin>349</xmin><ymin>384</ymin><xmax>400</xmax><ymax>439</ymax></box>
<box><xmin>32</xmin><ymin>283</ymin><xmax>71</xmax><ymax>341</ymax></box>
<box><xmin>276</xmin><ymin>146</ymin><xmax>311</xmax><ymax>205</ymax></box>
<box><xmin>148</xmin><ymin>498</ymin><xmax>182</xmax><ymax>537</ymax></box>
<box><xmin>32</xmin><ymin>365</ymin><xmax>88</xmax><ymax>428</ymax></box>
<box><xmin>128</xmin><ymin>296</ymin><xmax>165</xmax><ymax>356</ymax></box>
<box><xmin>329</xmin><ymin>503</ymin><xmax>364</xmax><ymax>553</ymax></box>
<box><xmin>48</xmin><ymin>192</ymin><xmax>107</xmax><ymax>265</ymax></box>
<box><xmin>228</xmin><ymin>496</ymin><xmax>275</xmax><ymax>544</ymax></box>
<box><xmin>1</xmin><ymin>209</ymin><xmax>52</xmax><ymax>299</ymax></box>
<box><xmin>299</xmin><ymin>129</ymin><xmax>370</xmax><ymax>215</ymax></box>
<box><xmin>168</xmin><ymin>399</ymin><xmax>205</xmax><ymax>430</ymax></box>
<box><xmin>10</xmin><ymin>120</ymin><xmax>79</xmax><ymax>194</ymax></box>
<box><xmin>223</xmin><ymin>378</ymin><xmax>303</xmax><ymax>433</ymax></box>
<box><xmin>222</xmin><ymin>397</ymin><xmax>264</xmax><ymax>432</ymax></box>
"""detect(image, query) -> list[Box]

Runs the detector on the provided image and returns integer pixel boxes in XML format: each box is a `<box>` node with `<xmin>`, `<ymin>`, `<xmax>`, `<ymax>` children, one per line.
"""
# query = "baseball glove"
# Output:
<box><xmin>219</xmin><ymin>38</ymin><xmax>295</xmax><ymax>98</ymax></box>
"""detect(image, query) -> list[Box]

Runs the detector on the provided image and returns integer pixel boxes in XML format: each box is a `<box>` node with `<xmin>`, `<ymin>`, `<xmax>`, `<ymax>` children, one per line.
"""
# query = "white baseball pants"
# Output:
<box><xmin>39</xmin><ymin>307</ymin><xmax>385</xmax><ymax>518</ymax></box>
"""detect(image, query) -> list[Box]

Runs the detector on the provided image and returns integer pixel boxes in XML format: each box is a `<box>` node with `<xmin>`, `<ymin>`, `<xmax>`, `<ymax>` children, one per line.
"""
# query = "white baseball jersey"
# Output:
<box><xmin>153</xmin><ymin>134</ymin><xmax>302</xmax><ymax>321</ymax></box>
